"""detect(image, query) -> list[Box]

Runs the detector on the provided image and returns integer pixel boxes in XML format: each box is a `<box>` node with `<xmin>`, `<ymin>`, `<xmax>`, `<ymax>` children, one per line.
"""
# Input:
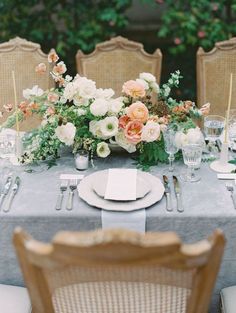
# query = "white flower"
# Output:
<box><xmin>55</xmin><ymin>122</ymin><xmax>76</xmax><ymax>146</ymax></box>
<box><xmin>63</xmin><ymin>81</ymin><xmax>78</xmax><ymax>101</ymax></box>
<box><xmin>100</xmin><ymin>116</ymin><xmax>119</xmax><ymax>138</ymax></box>
<box><xmin>90</xmin><ymin>98</ymin><xmax>109</xmax><ymax>116</ymax></box>
<box><xmin>135</xmin><ymin>78</ymin><xmax>149</xmax><ymax>90</ymax></box>
<box><xmin>108</xmin><ymin>98</ymin><xmax>124</xmax><ymax>115</ymax></box>
<box><xmin>96</xmin><ymin>142</ymin><xmax>110</xmax><ymax>158</ymax></box>
<box><xmin>141</xmin><ymin>121</ymin><xmax>161</xmax><ymax>142</ymax></box>
<box><xmin>89</xmin><ymin>120</ymin><xmax>102</xmax><ymax>138</ymax></box>
<box><xmin>23</xmin><ymin>85</ymin><xmax>44</xmax><ymax>99</ymax></box>
<box><xmin>150</xmin><ymin>82</ymin><xmax>160</xmax><ymax>93</ymax></box>
<box><xmin>75</xmin><ymin>77</ymin><xmax>96</xmax><ymax>99</ymax></box>
<box><xmin>95</xmin><ymin>88</ymin><xmax>115</xmax><ymax>100</ymax></box>
<box><xmin>115</xmin><ymin>131</ymin><xmax>136</xmax><ymax>153</ymax></box>
<box><xmin>186</xmin><ymin>127</ymin><xmax>204</xmax><ymax>145</ymax></box>
<box><xmin>139</xmin><ymin>72</ymin><xmax>156</xmax><ymax>83</ymax></box>
<box><xmin>65</xmin><ymin>75</ymin><xmax>73</xmax><ymax>82</ymax></box>
<box><xmin>77</xmin><ymin>108</ymin><xmax>86</xmax><ymax>116</ymax></box>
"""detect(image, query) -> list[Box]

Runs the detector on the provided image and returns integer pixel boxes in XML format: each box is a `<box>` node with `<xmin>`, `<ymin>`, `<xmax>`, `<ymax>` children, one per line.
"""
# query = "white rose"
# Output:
<box><xmin>115</xmin><ymin>131</ymin><xmax>136</xmax><ymax>153</ymax></box>
<box><xmin>135</xmin><ymin>78</ymin><xmax>149</xmax><ymax>90</ymax></box>
<box><xmin>76</xmin><ymin>77</ymin><xmax>96</xmax><ymax>99</ymax></box>
<box><xmin>186</xmin><ymin>128</ymin><xmax>204</xmax><ymax>145</ymax></box>
<box><xmin>90</xmin><ymin>98</ymin><xmax>109</xmax><ymax>116</ymax></box>
<box><xmin>150</xmin><ymin>82</ymin><xmax>160</xmax><ymax>93</ymax></box>
<box><xmin>139</xmin><ymin>72</ymin><xmax>156</xmax><ymax>83</ymax></box>
<box><xmin>100</xmin><ymin>116</ymin><xmax>119</xmax><ymax>138</ymax></box>
<box><xmin>175</xmin><ymin>131</ymin><xmax>188</xmax><ymax>148</ymax></box>
<box><xmin>141</xmin><ymin>121</ymin><xmax>161</xmax><ymax>142</ymax></box>
<box><xmin>108</xmin><ymin>98</ymin><xmax>124</xmax><ymax>114</ymax></box>
<box><xmin>55</xmin><ymin>122</ymin><xmax>76</xmax><ymax>146</ymax></box>
<box><xmin>89</xmin><ymin>120</ymin><xmax>102</xmax><ymax>138</ymax></box>
<box><xmin>95</xmin><ymin>88</ymin><xmax>115</xmax><ymax>99</ymax></box>
<box><xmin>63</xmin><ymin>81</ymin><xmax>78</xmax><ymax>101</ymax></box>
<box><xmin>23</xmin><ymin>85</ymin><xmax>44</xmax><ymax>99</ymax></box>
<box><xmin>96</xmin><ymin>142</ymin><xmax>110</xmax><ymax>158</ymax></box>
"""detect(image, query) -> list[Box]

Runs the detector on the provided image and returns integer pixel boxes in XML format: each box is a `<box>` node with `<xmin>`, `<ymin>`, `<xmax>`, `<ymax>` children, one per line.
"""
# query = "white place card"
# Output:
<box><xmin>217</xmin><ymin>173</ymin><xmax>236</xmax><ymax>180</ymax></box>
<box><xmin>104</xmin><ymin>169</ymin><xmax>137</xmax><ymax>201</ymax></box>
<box><xmin>60</xmin><ymin>174</ymin><xmax>84</xmax><ymax>180</ymax></box>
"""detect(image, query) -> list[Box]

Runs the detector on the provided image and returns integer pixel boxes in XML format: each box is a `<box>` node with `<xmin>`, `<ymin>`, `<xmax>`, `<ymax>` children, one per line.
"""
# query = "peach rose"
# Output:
<box><xmin>35</xmin><ymin>63</ymin><xmax>46</xmax><ymax>75</ymax></box>
<box><xmin>18</xmin><ymin>101</ymin><xmax>28</xmax><ymax>111</ymax></box>
<box><xmin>48</xmin><ymin>50</ymin><xmax>59</xmax><ymax>63</ymax></box>
<box><xmin>54</xmin><ymin>76</ymin><xmax>65</xmax><ymax>87</ymax></box>
<box><xmin>122</xmin><ymin>80</ymin><xmax>145</xmax><ymax>98</ymax></box>
<box><xmin>53</xmin><ymin>61</ymin><xmax>67</xmax><ymax>76</ymax></box>
<box><xmin>3</xmin><ymin>103</ymin><xmax>13</xmax><ymax>112</ymax></box>
<box><xmin>29</xmin><ymin>102</ymin><xmax>39</xmax><ymax>110</ymax></box>
<box><xmin>124</xmin><ymin>120</ymin><xmax>143</xmax><ymax>144</ymax></box>
<box><xmin>47</xmin><ymin>92</ymin><xmax>59</xmax><ymax>103</ymax></box>
<box><xmin>127</xmin><ymin>101</ymin><xmax>149</xmax><ymax>123</ymax></box>
<box><xmin>119</xmin><ymin>115</ymin><xmax>130</xmax><ymax>129</ymax></box>
<box><xmin>200</xmin><ymin>102</ymin><xmax>210</xmax><ymax>116</ymax></box>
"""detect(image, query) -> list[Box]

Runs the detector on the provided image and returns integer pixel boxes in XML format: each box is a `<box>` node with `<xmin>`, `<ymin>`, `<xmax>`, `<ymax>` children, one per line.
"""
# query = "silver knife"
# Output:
<box><xmin>3</xmin><ymin>176</ymin><xmax>21</xmax><ymax>213</ymax></box>
<box><xmin>173</xmin><ymin>176</ymin><xmax>184</xmax><ymax>213</ymax></box>
<box><xmin>0</xmin><ymin>176</ymin><xmax>12</xmax><ymax>210</ymax></box>
<box><xmin>163</xmin><ymin>175</ymin><xmax>173</xmax><ymax>212</ymax></box>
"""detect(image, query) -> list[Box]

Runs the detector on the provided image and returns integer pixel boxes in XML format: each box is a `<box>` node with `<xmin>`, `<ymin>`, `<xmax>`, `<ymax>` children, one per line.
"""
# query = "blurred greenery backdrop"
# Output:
<box><xmin>0</xmin><ymin>0</ymin><xmax>236</xmax><ymax>102</ymax></box>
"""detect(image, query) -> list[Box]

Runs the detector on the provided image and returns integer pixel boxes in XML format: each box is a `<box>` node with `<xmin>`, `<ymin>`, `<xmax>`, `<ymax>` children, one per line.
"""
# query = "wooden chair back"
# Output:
<box><xmin>197</xmin><ymin>37</ymin><xmax>236</xmax><ymax>116</ymax></box>
<box><xmin>76</xmin><ymin>36</ymin><xmax>162</xmax><ymax>95</ymax></box>
<box><xmin>14</xmin><ymin>228</ymin><xmax>225</xmax><ymax>313</ymax></box>
<box><xmin>0</xmin><ymin>37</ymin><xmax>53</xmax><ymax>131</ymax></box>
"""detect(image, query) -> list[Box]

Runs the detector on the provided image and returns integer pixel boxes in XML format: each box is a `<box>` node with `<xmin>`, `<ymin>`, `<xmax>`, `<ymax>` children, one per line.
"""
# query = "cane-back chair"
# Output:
<box><xmin>0</xmin><ymin>37</ymin><xmax>53</xmax><ymax>131</ymax></box>
<box><xmin>14</xmin><ymin>227</ymin><xmax>225</xmax><ymax>313</ymax></box>
<box><xmin>76</xmin><ymin>36</ymin><xmax>162</xmax><ymax>95</ymax></box>
<box><xmin>197</xmin><ymin>37</ymin><xmax>236</xmax><ymax>116</ymax></box>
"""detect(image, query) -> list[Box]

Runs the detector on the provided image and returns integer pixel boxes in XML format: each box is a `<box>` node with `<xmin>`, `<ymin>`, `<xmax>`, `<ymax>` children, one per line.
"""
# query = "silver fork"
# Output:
<box><xmin>66</xmin><ymin>179</ymin><xmax>77</xmax><ymax>211</ymax></box>
<box><xmin>226</xmin><ymin>183</ymin><xmax>236</xmax><ymax>209</ymax></box>
<box><xmin>55</xmin><ymin>180</ymin><xmax>68</xmax><ymax>210</ymax></box>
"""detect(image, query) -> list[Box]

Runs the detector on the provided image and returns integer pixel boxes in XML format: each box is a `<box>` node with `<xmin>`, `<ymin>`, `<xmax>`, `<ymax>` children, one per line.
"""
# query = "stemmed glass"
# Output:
<box><xmin>162</xmin><ymin>128</ymin><xmax>179</xmax><ymax>174</ymax></box>
<box><xmin>181</xmin><ymin>144</ymin><xmax>203</xmax><ymax>182</ymax></box>
<box><xmin>204</xmin><ymin>115</ymin><xmax>225</xmax><ymax>159</ymax></box>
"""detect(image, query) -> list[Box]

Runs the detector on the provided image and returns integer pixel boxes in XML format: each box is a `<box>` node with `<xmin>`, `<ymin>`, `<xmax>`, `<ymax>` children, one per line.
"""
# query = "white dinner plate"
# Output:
<box><xmin>92</xmin><ymin>170</ymin><xmax>151</xmax><ymax>200</ymax></box>
<box><xmin>78</xmin><ymin>171</ymin><xmax>164</xmax><ymax>212</ymax></box>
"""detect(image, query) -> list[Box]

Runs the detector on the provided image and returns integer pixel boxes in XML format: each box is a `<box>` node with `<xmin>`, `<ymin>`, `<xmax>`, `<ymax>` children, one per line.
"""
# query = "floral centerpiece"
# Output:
<box><xmin>0</xmin><ymin>51</ymin><xmax>209</xmax><ymax>168</ymax></box>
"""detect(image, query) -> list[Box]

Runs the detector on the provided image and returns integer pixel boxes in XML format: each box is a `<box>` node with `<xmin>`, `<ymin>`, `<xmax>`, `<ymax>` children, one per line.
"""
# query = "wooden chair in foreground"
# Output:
<box><xmin>76</xmin><ymin>36</ymin><xmax>162</xmax><ymax>95</ymax></box>
<box><xmin>13</xmin><ymin>228</ymin><xmax>225</xmax><ymax>313</ymax></box>
<box><xmin>197</xmin><ymin>37</ymin><xmax>236</xmax><ymax>116</ymax></box>
<box><xmin>0</xmin><ymin>37</ymin><xmax>53</xmax><ymax>131</ymax></box>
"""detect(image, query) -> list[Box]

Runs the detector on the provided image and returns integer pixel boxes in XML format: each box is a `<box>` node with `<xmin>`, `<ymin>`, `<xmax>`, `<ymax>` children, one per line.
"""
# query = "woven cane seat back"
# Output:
<box><xmin>13</xmin><ymin>228</ymin><xmax>225</xmax><ymax>313</ymax></box>
<box><xmin>76</xmin><ymin>36</ymin><xmax>162</xmax><ymax>96</ymax></box>
<box><xmin>197</xmin><ymin>38</ymin><xmax>236</xmax><ymax>116</ymax></box>
<box><xmin>0</xmin><ymin>37</ymin><xmax>53</xmax><ymax>131</ymax></box>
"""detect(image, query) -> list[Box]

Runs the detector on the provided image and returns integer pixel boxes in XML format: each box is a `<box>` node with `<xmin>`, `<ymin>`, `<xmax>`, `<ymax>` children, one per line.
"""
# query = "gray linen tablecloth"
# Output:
<box><xmin>0</xmin><ymin>154</ymin><xmax>235</xmax><ymax>313</ymax></box>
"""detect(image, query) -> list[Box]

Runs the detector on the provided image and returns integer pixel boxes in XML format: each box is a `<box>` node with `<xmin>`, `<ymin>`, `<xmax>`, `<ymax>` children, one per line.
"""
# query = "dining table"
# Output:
<box><xmin>0</xmin><ymin>152</ymin><xmax>235</xmax><ymax>313</ymax></box>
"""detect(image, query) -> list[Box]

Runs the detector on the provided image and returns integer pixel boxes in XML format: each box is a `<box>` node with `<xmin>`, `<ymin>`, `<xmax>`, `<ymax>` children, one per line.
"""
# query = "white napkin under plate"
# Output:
<box><xmin>104</xmin><ymin>169</ymin><xmax>137</xmax><ymax>201</ymax></box>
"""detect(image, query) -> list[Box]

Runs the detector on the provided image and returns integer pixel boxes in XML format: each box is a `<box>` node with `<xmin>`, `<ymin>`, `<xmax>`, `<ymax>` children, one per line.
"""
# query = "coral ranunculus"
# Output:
<box><xmin>127</xmin><ymin>101</ymin><xmax>149</xmax><ymax>123</ymax></box>
<box><xmin>124</xmin><ymin>120</ymin><xmax>143</xmax><ymax>144</ymax></box>
<box><xmin>122</xmin><ymin>80</ymin><xmax>145</xmax><ymax>98</ymax></box>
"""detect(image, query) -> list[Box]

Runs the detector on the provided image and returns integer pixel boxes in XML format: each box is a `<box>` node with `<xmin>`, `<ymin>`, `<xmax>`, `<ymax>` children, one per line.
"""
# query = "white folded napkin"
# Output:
<box><xmin>104</xmin><ymin>169</ymin><xmax>137</xmax><ymax>201</ymax></box>
<box><xmin>60</xmin><ymin>174</ymin><xmax>84</xmax><ymax>180</ymax></box>
<box><xmin>217</xmin><ymin>173</ymin><xmax>236</xmax><ymax>180</ymax></box>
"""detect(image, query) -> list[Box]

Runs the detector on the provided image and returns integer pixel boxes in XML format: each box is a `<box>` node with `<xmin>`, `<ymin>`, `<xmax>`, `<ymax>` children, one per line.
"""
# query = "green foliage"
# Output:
<box><xmin>144</xmin><ymin>0</ymin><xmax>236</xmax><ymax>54</ymax></box>
<box><xmin>0</xmin><ymin>0</ymin><xmax>131</xmax><ymax>72</ymax></box>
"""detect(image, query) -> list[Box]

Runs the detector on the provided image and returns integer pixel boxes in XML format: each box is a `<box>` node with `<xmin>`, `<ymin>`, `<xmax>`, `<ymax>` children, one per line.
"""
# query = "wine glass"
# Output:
<box><xmin>229</xmin><ymin>119</ymin><xmax>236</xmax><ymax>154</ymax></box>
<box><xmin>204</xmin><ymin>115</ymin><xmax>225</xmax><ymax>159</ymax></box>
<box><xmin>162</xmin><ymin>128</ymin><xmax>179</xmax><ymax>174</ymax></box>
<box><xmin>181</xmin><ymin>144</ymin><xmax>203</xmax><ymax>182</ymax></box>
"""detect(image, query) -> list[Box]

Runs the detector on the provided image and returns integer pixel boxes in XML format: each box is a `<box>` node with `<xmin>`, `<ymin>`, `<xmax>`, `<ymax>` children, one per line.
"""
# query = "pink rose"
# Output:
<box><xmin>122</xmin><ymin>80</ymin><xmax>146</xmax><ymax>98</ymax></box>
<box><xmin>47</xmin><ymin>92</ymin><xmax>59</xmax><ymax>103</ymax></box>
<box><xmin>174</xmin><ymin>38</ymin><xmax>182</xmax><ymax>45</ymax></box>
<box><xmin>119</xmin><ymin>115</ymin><xmax>130</xmax><ymax>129</ymax></box>
<box><xmin>198</xmin><ymin>31</ymin><xmax>206</xmax><ymax>38</ymax></box>
<box><xmin>35</xmin><ymin>63</ymin><xmax>46</xmax><ymax>75</ymax></box>
<box><xmin>48</xmin><ymin>50</ymin><xmax>59</xmax><ymax>63</ymax></box>
<box><xmin>124</xmin><ymin>120</ymin><xmax>143</xmax><ymax>144</ymax></box>
<box><xmin>127</xmin><ymin>101</ymin><xmax>149</xmax><ymax>123</ymax></box>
